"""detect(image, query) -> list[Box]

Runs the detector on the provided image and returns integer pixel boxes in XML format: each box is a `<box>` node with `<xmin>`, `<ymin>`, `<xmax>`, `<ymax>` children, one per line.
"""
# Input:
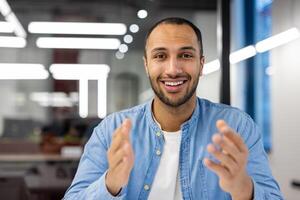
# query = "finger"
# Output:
<box><xmin>110</xmin><ymin>142</ymin><xmax>131</xmax><ymax>169</ymax></box>
<box><xmin>216</xmin><ymin>119</ymin><xmax>227</xmax><ymax>130</ymax></box>
<box><xmin>126</xmin><ymin>139</ymin><xmax>134</xmax><ymax>162</ymax></box>
<box><xmin>223</xmin><ymin>131</ymin><xmax>248</xmax><ymax>153</ymax></box>
<box><xmin>121</xmin><ymin>144</ymin><xmax>135</xmax><ymax>174</ymax></box>
<box><xmin>207</xmin><ymin>143</ymin><xmax>238</xmax><ymax>175</ymax></box>
<box><xmin>122</xmin><ymin>156</ymin><xmax>134</xmax><ymax>175</ymax></box>
<box><xmin>121</xmin><ymin>119</ymin><xmax>132</xmax><ymax>138</ymax></box>
<box><xmin>110</xmin><ymin>127</ymin><xmax>125</xmax><ymax>153</ymax></box>
<box><xmin>116</xmin><ymin>157</ymin><xmax>132</xmax><ymax>181</ymax></box>
<box><xmin>111</xmin><ymin>157</ymin><xmax>131</xmax><ymax>183</ymax></box>
<box><xmin>216</xmin><ymin>120</ymin><xmax>247</xmax><ymax>153</ymax></box>
<box><xmin>203</xmin><ymin>158</ymin><xmax>230</xmax><ymax>179</ymax></box>
<box><xmin>110</xmin><ymin>119</ymin><xmax>131</xmax><ymax>153</ymax></box>
<box><xmin>113</xmin><ymin>146</ymin><xmax>134</xmax><ymax>178</ymax></box>
<box><xmin>212</xmin><ymin>134</ymin><xmax>241</xmax><ymax>163</ymax></box>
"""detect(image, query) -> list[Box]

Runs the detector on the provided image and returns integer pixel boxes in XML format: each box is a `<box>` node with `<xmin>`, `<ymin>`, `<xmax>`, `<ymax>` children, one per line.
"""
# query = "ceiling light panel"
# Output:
<box><xmin>256</xmin><ymin>28</ymin><xmax>300</xmax><ymax>53</ymax></box>
<box><xmin>0</xmin><ymin>63</ymin><xmax>48</xmax><ymax>79</ymax></box>
<box><xmin>0</xmin><ymin>36</ymin><xmax>26</xmax><ymax>48</ymax></box>
<box><xmin>5</xmin><ymin>13</ymin><xmax>27</xmax><ymax>38</ymax></box>
<box><xmin>229</xmin><ymin>45</ymin><xmax>256</xmax><ymax>64</ymax></box>
<box><xmin>50</xmin><ymin>64</ymin><xmax>110</xmax><ymax>80</ymax></box>
<box><xmin>36</xmin><ymin>37</ymin><xmax>120</xmax><ymax>50</ymax></box>
<box><xmin>0</xmin><ymin>0</ymin><xmax>11</xmax><ymax>16</ymax></box>
<box><xmin>28</xmin><ymin>22</ymin><xmax>127</xmax><ymax>35</ymax></box>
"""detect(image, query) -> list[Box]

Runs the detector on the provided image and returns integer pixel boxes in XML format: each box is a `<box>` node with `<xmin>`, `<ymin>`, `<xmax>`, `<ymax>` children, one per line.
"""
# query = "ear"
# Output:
<box><xmin>143</xmin><ymin>56</ymin><xmax>149</xmax><ymax>77</ymax></box>
<box><xmin>199</xmin><ymin>56</ymin><xmax>205</xmax><ymax>77</ymax></box>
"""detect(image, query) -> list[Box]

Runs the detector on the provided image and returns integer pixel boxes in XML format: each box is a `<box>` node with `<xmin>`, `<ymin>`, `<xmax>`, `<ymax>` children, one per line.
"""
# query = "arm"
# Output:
<box><xmin>63</xmin><ymin>119</ymin><xmax>134</xmax><ymax>200</ymax></box>
<box><xmin>243</xmin><ymin>118</ymin><xmax>283</xmax><ymax>199</ymax></box>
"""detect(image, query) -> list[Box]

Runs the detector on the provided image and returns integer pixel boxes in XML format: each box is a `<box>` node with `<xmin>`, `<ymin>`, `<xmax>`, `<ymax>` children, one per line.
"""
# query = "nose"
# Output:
<box><xmin>165</xmin><ymin>56</ymin><xmax>183</xmax><ymax>76</ymax></box>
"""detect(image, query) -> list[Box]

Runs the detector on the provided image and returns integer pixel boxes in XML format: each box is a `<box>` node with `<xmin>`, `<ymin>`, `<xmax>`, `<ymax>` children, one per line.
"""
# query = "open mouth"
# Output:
<box><xmin>163</xmin><ymin>80</ymin><xmax>186</xmax><ymax>86</ymax></box>
<box><xmin>160</xmin><ymin>79</ymin><xmax>188</xmax><ymax>92</ymax></box>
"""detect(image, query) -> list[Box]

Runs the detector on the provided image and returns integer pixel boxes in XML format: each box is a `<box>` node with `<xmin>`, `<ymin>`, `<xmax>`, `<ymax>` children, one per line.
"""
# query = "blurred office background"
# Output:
<box><xmin>0</xmin><ymin>0</ymin><xmax>299</xmax><ymax>199</ymax></box>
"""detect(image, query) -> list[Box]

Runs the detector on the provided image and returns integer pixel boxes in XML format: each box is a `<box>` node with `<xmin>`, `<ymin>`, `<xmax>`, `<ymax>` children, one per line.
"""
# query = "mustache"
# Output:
<box><xmin>158</xmin><ymin>73</ymin><xmax>191</xmax><ymax>80</ymax></box>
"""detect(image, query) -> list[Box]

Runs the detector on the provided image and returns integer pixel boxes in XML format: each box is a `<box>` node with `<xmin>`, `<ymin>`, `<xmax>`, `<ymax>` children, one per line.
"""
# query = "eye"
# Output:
<box><xmin>153</xmin><ymin>53</ymin><xmax>166</xmax><ymax>60</ymax></box>
<box><xmin>180</xmin><ymin>53</ymin><xmax>194</xmax><ymax>59</ymax></box>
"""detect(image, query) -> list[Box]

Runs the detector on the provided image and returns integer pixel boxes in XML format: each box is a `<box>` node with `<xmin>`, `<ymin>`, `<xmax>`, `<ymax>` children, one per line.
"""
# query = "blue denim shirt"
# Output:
<box><xmin>64</xmin><ymin>98</ymin><xmax>283</xmax><ymax>200</ymax></box>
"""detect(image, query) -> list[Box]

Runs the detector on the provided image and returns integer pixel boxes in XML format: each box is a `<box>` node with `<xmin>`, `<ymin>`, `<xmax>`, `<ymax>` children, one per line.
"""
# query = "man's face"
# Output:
<box><xmin>144</xmin><ymin>24</ymin><xmax>205</xmax><ymax>107</ymax></box>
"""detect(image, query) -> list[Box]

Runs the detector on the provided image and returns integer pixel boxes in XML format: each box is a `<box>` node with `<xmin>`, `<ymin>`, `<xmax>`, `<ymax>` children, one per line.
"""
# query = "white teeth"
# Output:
<box><xmin>164</xmin><ymin>81</ymin><xmax>184</xmax><ymax>86</ymax></box>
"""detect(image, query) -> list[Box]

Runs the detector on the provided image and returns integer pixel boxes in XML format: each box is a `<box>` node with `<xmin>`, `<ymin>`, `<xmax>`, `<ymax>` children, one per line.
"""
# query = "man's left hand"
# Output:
<box><xmin>203</xmin><ymin>120</ymin><xmax>254</xmax><ymax>200</ymax></box>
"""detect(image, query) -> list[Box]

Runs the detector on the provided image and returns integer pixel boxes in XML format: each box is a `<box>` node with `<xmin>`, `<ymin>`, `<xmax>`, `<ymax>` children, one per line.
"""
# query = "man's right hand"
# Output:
<box><xmin>105</xmin><ymin>119</ymin><xmax>134</xmax><ymax>196</ymax></box>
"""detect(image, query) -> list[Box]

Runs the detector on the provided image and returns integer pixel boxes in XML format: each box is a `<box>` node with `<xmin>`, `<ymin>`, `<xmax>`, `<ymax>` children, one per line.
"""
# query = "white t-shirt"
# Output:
<box><xmin>148</xmin><ymin>120</ymin><xmax>183</xmax><ymax>200</ymax></box>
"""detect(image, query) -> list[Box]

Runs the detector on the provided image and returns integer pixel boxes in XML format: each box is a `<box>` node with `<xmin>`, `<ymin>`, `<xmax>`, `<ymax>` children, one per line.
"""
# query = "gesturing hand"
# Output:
<box><xmin>105</xmin><ymin>119</ymin><xmax>135</xmax><ymax>196</ymax></box>
<box><xmin>204</xmin><ymin>120</ymin><xmax>254</xmax><ymax>200</ymax></box>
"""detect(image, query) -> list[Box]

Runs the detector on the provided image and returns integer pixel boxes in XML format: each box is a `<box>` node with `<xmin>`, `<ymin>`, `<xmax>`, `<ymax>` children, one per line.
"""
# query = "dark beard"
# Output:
<box><xmin>149</xmin><ymin>75</ymin><xmax>199</xmax><ymax>107</ymax></box>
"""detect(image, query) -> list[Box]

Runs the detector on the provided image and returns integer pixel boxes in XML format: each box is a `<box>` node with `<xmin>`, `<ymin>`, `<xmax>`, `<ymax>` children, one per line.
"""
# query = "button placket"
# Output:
<box><xmin>143</xmin><ymin>184</ymin><xmax>150</xmax><ymax>191</ymax></box>
<box><xmin>155</xmin><ymin>131</ymin><xmax>161</xmax><ymax>137</ymax></box>
<box><xmin>155</xmin><ymin>150</ymin><xmax>161</xmax><ymax>156</ymax></box>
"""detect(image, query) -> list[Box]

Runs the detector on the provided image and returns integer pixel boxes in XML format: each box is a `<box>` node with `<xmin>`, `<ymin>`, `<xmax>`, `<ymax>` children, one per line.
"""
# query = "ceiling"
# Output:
<box><xmin>6</xmin><ymin>0</ymin><xmax>217</xmax><ymax>51</ymax></box>
<box><xmin>10</xmin><ymin>0</ymin><xmax>217</xmax><ymax>12</ymax></box>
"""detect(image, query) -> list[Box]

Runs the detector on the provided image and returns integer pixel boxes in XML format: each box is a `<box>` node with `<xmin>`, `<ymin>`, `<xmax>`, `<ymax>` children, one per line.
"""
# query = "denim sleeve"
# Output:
<box><xmin>241</xmin><ymin>116</ymin><xmax>284</xmax><ymax>200</ymax></box>
<box><xmin>63</xmin><ymin>123</ymin><xmax>126</xmax><ymax>200</ymax></box>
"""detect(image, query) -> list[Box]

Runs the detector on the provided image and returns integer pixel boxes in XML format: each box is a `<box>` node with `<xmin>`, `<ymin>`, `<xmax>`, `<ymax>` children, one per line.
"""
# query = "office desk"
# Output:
<box><xmin>0</xmin><ymin>154</ymin><xmax>80</xmax><ymax>162</ymax></box>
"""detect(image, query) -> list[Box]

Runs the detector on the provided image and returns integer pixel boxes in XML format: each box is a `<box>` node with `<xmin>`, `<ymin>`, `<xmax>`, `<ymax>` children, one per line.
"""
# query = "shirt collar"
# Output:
<box><xmin>145</xmin><ymin>97</ymin><xmax>200</xmax><ymax>133</ymax></box>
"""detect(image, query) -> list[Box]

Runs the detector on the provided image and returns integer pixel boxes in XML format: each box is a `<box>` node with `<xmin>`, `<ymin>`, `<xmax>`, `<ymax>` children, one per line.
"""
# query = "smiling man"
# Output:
<box><xmin>64</xmin><ymin>17</ymin><xmax>283</xmax><ymax>200</ymax></box>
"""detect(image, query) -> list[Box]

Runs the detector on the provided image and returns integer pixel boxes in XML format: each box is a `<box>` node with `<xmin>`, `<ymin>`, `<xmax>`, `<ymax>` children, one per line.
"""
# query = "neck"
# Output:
<box><xmin>152</xmin><ymin>95</ymin><xmax>197</xmax><ymax>132</ymax></box>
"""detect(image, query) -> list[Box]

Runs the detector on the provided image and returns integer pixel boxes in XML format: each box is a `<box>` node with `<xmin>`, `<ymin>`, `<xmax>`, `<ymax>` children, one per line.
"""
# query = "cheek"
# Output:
<box><xmin>185</xmin><ymin>67</ymin><xmax>198</xmax><ymax>77</ymax></box>
<box><xmin>147</xmin><ymin>65</ymin><xmax>163</xmax><ymax>78</ymax></box>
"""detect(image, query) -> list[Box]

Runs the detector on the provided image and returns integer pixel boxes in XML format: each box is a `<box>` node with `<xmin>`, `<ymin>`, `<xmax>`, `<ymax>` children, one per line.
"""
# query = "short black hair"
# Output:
<box><xmin>144</xmin><ymin>17</ymin><xmax>204</xmax><ymax>58</ymax></box>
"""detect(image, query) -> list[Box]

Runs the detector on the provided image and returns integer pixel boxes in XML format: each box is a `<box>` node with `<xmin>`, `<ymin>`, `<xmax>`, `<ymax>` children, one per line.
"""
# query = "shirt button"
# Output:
<box><xmin>156</xmin><ymin>150</ymin><xmax>161</xmax><ymax>156</ymax></box>
<box><xmin>144</xmin><ymin>184</ymin><xmax>150</xmax><ymax>191</ymax></box>
<box><xmin>155</xmin><ymin>131</ymin><xmax>161</xmax><ymax>137</ymax></box>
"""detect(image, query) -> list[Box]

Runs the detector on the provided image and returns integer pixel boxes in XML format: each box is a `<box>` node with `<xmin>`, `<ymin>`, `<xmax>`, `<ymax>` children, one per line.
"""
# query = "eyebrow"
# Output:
<box><xmin>180</xmin><ymin>46</ymin><xmax>197</xmax><ymax>52</ymax></box>
<box><xmin>150</xmin><ymin>47</ymin><xmax>167</xmax><ymax>54</ymax></box>
<box><xmin>150</xmin><ymin>46</ymin><xmax>197</xmax><ymax>54</ymax></box>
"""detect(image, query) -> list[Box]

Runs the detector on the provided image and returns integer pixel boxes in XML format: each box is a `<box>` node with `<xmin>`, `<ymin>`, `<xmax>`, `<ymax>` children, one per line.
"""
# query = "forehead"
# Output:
<box><xmin>146</xmin><ymin>24</ymin><xmax>199</xmax><ymax>52</ymax></box>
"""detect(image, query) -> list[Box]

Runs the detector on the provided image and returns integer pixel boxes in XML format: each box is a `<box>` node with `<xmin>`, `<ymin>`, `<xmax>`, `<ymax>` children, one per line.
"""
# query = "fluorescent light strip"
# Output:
<box><xmin>98</xmin><ymin>79</ymin><xmax>107</xmax><ymax>118</ymax></box>
<box><xmin>30</xmin><ymin>92</ymin><xmax>74</xmax><ymax>107</ymax></box>
<box><xmin>0</xmin><ymin>36</ymin><xmax>26</xmax><ymax>48</ymax></box>
<box><xmin>0</xmin><ymin>0</ymin><xmax>11</xmax><ymax>16</ymax></box>
<box><xmin>229</xmin><ymin>45</ymin><xmax>256</xmax><ymax>64</ymax></box>
<box><xmin>0</xmin><ymin>21</ymin><xmax>14</xmax><ymax>33</ymax></box>
<box><xmin>50</xmin><ymin>64</ymin><xmax>110</xmax><ymax>80</ymax></box>
<box><xmin>256</xmin><ymin>28</ymin><xmax>300</xmax><ymax>53</ymax></box>
<box><xmin>5</xmin><ymin>13</ymin><xmax>27</xmax><ymax>38</ymax></box>
<box><xmin>37</xmin><ymin>37</ymin><xmax>120</xmax><ymax>50</ymax></box>
<box><xmin>200</xmin><ymin>28</ymin><xmax>300</xmax><ymax>75</ymax></box>
<box><xmin>0</xmin><ymin>63</ymin><xmax>49</xmax><ymax>79</ymax></box>
<box><xmin>203</xmin><ymin>59</ymin><xmax>221</xmax><ymax>75</ymax></box>
<box><xmin>28</xmin><ymin>22</ymin><xmax>127</xmax><ymax>35</ymax></box>
<box><xmin>79</xmin><ymin>79</ymin><xmax>88</xmax><ymax>118</ymax></box>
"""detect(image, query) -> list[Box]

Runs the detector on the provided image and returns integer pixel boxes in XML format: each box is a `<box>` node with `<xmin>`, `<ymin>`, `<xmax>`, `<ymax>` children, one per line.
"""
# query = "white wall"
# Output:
<box><xmin>194</xmin><ymin>12</ymin><xmax>220</xmax><ymax>103</ymax></box>
<box><xmin>0</xmin><ymin>39</ymin><xmax>52</xmax><ymax>136</ymax></box>
<box><xmin>270</xmin><ymin>0</ymin><xmax>300</xmax><ymax>199</ymax></box>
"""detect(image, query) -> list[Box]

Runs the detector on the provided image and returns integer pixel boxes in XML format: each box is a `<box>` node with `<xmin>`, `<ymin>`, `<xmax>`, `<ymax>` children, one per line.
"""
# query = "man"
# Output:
<box><xmin>64</xmin><ymin>17</ymin><xmax>283</xmax><ymax>199</ymax></box>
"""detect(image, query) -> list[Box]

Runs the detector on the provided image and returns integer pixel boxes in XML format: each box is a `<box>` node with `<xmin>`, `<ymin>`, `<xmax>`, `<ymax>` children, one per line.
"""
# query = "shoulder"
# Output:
<box><xmin>197</xmin><ymin>98</ymin><xmax>256</xmax><ymax>133</ymax></box>
<box><xmin>104</xmin><ymin>102</ymin><xmax>148</xmax><ymax>125</ymax></box>
<box><xmin>198</xmin><ymin>98</ymin><xmax>252</xmax><ymax>120</ymax></box>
